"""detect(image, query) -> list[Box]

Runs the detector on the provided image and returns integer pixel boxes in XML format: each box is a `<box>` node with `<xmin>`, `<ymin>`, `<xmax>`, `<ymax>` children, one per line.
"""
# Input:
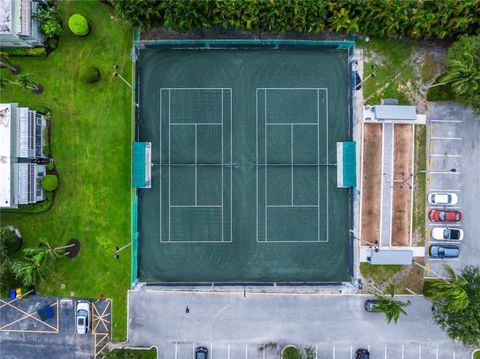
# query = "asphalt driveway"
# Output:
<box><xmin>127</xmin><ymin>288</ymin><xmax>472</xmax><ymax>359</ymax></box>
<box><xmin>426</xmin><ymin>102</ymin><xmax>480</xmax><ymax>277</ymax></box>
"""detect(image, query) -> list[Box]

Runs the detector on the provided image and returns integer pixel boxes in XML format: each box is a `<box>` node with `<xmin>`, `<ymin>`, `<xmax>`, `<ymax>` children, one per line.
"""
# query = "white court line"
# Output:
<box><xmin>165</xmin><ymin>87</ymin><xmax>231</xmax><ymax>90</ymax></box>
<box><xmin>430</xmin><ymin>137</ymin><xmax>462</xmax><ymax>140</ymax></box>
<box><xmin>267</xmin><ymin>122</ymin><xmax>318</xmax><ymax>126</ymax></box>
<box><xmin>162</xmin><ymin>87</ymin><xmax>232</xmax><ymax>243</ymax></box>
<box><xmin>264</xmin><ymin>89</ymin><xmax>268</xmax><ymax>241</ymax></box>
<box><xmin>230</xmin><ymin>88</ymin><xmax>233</xmax><ymax>244</ymax></box>
<box><xmin>221</xmin><ymin>89</ymin><xmax>224</xmax><ymax>242</ymax></box>
<box><xmin>291</xmin><ymin>124</ymin><xmax>294</xmax><ymax>206</ymax></box>
<box><xmin>266</xmin><ymin>205</ymin><xmax>318</xmax><ymax>208</ymax></box>
<box><xmin>170</xmin><ymin>205</ymin><xmax>223</xmax><ymax>208</ymax></box>
<box><xmin>430</xmin><ymin>154</ymin><xmax>462</xmax><ymax>157</ymax></box>
<box><xmin>257</xmin><ymin>87</ymin><xmax>328</xmax><ymax>90</ymax></box>
<box><xmin>317</xmin><ymin>89</ymin><xmax>320</xmax><ymax>243</ymax></box>
<box><xmin>170</xmin><ymin>122</ymin><xmax>222</xmax><ymax>126</ymax></box>
<box><xmin>195</xmin><ymin>124</ymin><xmax>197</xmax><ymax>206</ymax></box>
<box><xmin>256</xmin><ymin>89</ymin><xmax>259</xmax><ymax>242</ymax></box>
<box><xmin>325</xmin><ymin>88</ymin><xmax>329</xmax><ymax>244</ymax></box>
<box><xmin>169</xmin><ymin>89</ymin><xmax>171</xmax><ymax>242</ymax></box>
<box><xmin>159</xmin><ymin>89</ymin><xmax>163</xmax><ymax>243</ymax></box>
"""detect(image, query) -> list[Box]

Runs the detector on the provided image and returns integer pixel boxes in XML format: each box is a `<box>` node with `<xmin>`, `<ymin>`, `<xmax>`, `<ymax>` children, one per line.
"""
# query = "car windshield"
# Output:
<box><xmin>197</xmin><ymin>353</ymin><xmax>206</xmax><ymax>359</ymax></box>
<box><xmin>78</xmin><ymin>317</ymin><xmax>85</xmax><ymax>325</ymax></box>
<box><xmin>450</xmin><ymin>229</ymin><xmax>460</xmax><ymax>239</ymax></box>
<box><xmin>443</xmin><ymin>229</ymin><xmax>449</xmax><ymax>239</ymax></box>
<box><xmin>447</xmin><ymin>194</ymin><xmax>452</xmax><ymax>202</ymax></box>
<box><xmin>439</xmin><ymin>212</ymin><xmax>446</xmax><ymax>221</ymax></box>
<box><xmin>439</xmin><ymin>248</ymin><xmax>445</xmax><ymax>255</ymax></box>
<box><xmin>78</xmin><ymin>309</ymin><xmax>87</xmax><ymax>317</ymax></box>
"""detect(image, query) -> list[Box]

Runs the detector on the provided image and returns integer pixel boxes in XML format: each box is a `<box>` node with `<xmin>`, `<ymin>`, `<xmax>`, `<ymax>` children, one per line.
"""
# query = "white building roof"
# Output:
<box><xmin>0</xmin><ymin>103</ymin><xmax>12</xmax><ymax>207</ymax></box>
<box><xmin>373</xmin><ymin>105</ymin><xmax>417</xmax><ymax>121</ymax></box>
<box><xmin>0</xmin><ymin>0</ymin><xmax>12</xmax><ymax>34</ymax></box>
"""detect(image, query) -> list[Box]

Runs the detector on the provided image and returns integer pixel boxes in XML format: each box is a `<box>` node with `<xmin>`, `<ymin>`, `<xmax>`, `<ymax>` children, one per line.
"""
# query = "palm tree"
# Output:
<box><xmin>427</xmin><ymin>264</ymin><xmax>469</xmax><ymax>312</ymax></box>
<box><xmin>0</xmin><ymin>52</ymin><xmax>21</xmax><ymax>74</ymax></box>
<box><xmin>11</xmin><ymin>257</ymin><xmax>42</xmax><ymax>287</ymax></box>
<box><xmin>429</xmin><ymin>53</ymin><xmax>480</xmax><ymax>95</ymax></box>
<box><xmin>15</xmin><ymin>73</ymin><xmax>43</xmax><ymax>93</ymax></box>
<box><xmin>23</xmin><ymin>238</ymin><xmax>75</xmax><ymax>270</ymax></box>
<box><xmin>371</xmin><ymin>284</ymin><xmax>411</xmax><ymax>324</ymax></box>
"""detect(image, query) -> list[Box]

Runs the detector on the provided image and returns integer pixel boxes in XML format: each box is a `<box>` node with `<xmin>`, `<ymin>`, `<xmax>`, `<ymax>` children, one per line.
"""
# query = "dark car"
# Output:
<box><xmin>429</xmin><ymin>209</ymin><xmax>462</xmax><ymax>222</ymax></box>
<box><xmin>356</xmin><ymin>348</ymin><xmax>370</xmax><ymax>359</ymax></box>
<box><xmin>429</xmin><ymin>245</ymin><xmax>460</xmax><ymax>258</ymax></box>
<box><xmin>364</xmin><ymin>299</ymin><xmax>380</xmax><ymax>312</ymax></box>
<box><xmin>195</xmin><ymin>347</ymin><xmax>208</xmax><ymax>359</ymax></box>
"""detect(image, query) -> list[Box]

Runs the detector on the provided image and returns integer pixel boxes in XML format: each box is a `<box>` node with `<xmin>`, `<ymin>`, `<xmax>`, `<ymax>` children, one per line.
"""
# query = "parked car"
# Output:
<box><xmin>427</xmin><ymin>192</ymin><xmax>458</xmax><ymax>206</ymax></box>
<box><xmin>76</xmin><ymin>301</ymin><xmax>90</xmax><ymax>334</ymax></box>
<box><xmin>431</xmin><ymin>227</ymin><xmax>464</xmax><ymax>241</ymax></box>
<box><xmin>195</xmin><ymin>347</ymin><xmax>208</xmax><ymax>359</ymax></box>
<box><xmin>355</xmin><ymin>348</ymin><xmax>370</xmax><ymax>359</ymax></box>
<box><xmin>429</xmin><ymin>245</ymin><xmax>460</xmax><ymax>258</ymax></box>
<box><xmin>429</xmin><ymin>209</ymin><xmax>461</xmax><ymax>222</ymax></box>
<box><xmin>364</xmin><ymin>299</ymin><xmax>380</xmax><ymax>312</ymax></box>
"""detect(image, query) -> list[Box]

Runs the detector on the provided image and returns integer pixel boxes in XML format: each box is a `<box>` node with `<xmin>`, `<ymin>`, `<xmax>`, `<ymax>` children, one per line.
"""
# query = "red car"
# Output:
<box><xmin>429</xmin><ymin>209</ymin><xmax>462</xmax><ymax>222</ymax></box>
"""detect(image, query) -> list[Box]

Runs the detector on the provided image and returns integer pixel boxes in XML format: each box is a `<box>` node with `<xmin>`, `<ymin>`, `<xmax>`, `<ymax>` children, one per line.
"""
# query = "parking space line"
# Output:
<box><xmin>430</xmin><ymin>137</ymin><xmax>462</xmax><ymax>140</ymax></box>
<box><xmin>430</xmin><ymin>120</ymin><xmax>462</xmax><ymax>123</ymax></box>
<box><xmin>429</xmin><ymin>157</ymin><xmax>432</xmax><ymax>170</ymax></box>
<box><xmin>193</xmin><ymin>342</ymin><xmax>195</xmax><ymax>359</ymax></box>
<box><xmin>211</xmin><ymin>343</ymin><xmax>213</xmax><ymax>359</ymax></box>
<box><xmin>419</xmin><ymin>344</ymin><xmax>422</xmax><ymax>359</ymax></box>
<box><xmin>453</xmin><ymin>351</ymin><xmax>456</xmax><ymax>359</ymax></box>
<box><xmin>427</xmin><ymin>263</ymin><xmax>430</xmax><ymax>274</ymax></box>
<box><xmin>428</xmin><ymin>222</ymin><xmax>461</xmax><ymax>227</ymax></box>
<box><xmin>315</xmin><ymin>345</ymin><xmax>318</xmax><ymax>359</ymax></box>
<box><xmin>429</xmin><ymin>206</ymin><xmax>461</xmax><ymax>210</ymax></box>
<box><xmin>429</xmin><ymin>140</ymin><xmax>432</xmax><ymax>152</ymax></box>
<box><xmin>0</xmin><ymin>299</ymin><xmax>59</xmax><ymax>332</ymax></box>
<box><xmin>245</xmin><ymin>344</ymin><xmax>248</xmax><ymax>359</ymax></box>
<box><xmin>429</xmin><ymin>175</ymin><xmax>432</xmax><ymax>186</ymax></box>
<box><xmin>402</xmin><ymin>344</ymin><xmax>405</xmax><ymax>359</ymax></box>
<box><xmin>429</xmin><ymin>171</ymin><xmax>462</xmax><ymax>175</ymax></box>
<box><xmin>385</xmin><ymin>345</ymin><xmax>387</xmax><ymax>359</ymax></box>
<box><xmin>430</xmin><ymin>123</ymin><xmax>433</xmax><ymax>134</ymax></box>
<box><xmin>427</xmin><ymin>227</ymin><xmax>430</xmax><ymax>239</ymax></box>
<box><xmin>430</xmin><ymin>154</ymin><xmax>462</xmax><ymax>157</ymax></box>
<box><xmin>263</xmin><ymin>344</ymin><xmax>266</xmax><ymax>359</ymax></box>
<box><xmin>227</xmin><ymin>344</ymin><xmax>230</xmax><ymax>359</ymax></box>
<box><xmin>350</xmin><ymin>345</ymin><xmax>353</xmax><ymax>358</ymax></box>
<box><xmin>429</xmin><ymin>189</ymin><xmax>461</xmax><ymax>192</ymax></box>
<box><xmin>436</xmin><ymin>345</ymin><xmax>439</xmax><ymax>359</ymax></box>
<box><xmin>175</xmin><ymin>342</ymin><xmax>178</xmax><ymax>359</ymax></box>
<box><xmin>333</xmin><ymin>344</ymin><xmax>336</xmax><ymax>359</ymax></box>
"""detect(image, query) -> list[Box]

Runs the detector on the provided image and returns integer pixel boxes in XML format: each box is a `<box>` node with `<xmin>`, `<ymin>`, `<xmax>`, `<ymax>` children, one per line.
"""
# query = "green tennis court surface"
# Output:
<box><xmin>136</xmin><ymin>43</ymin><xmax>353</xmax><ymax>283</ymax></box>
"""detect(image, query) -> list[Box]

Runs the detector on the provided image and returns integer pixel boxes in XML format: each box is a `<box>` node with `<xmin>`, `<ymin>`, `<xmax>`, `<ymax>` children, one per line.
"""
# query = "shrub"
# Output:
<box><xmin>41</xmin><ymin>18</ymin><xmax>62</xmax><ymax>38</ymax></box>
<box><xmin>1</xmin><ymin>47</ymin><xmax>46</xmax><ymax>57</ymax></box>
<box><xmin>41</xmin><ymin>174</ymin><xmax>58</xmax><ymax>192</ymax></box>
<box><xmin>48</xmin><ymin>38</ymin><xmax>58</xmax><ymax>49</ymax></box>
<box><xmin>81</xmin><ymin>66</ymin><xmax>101</xmax><ymax>83</ymax></box>
<box><xmin>68</xmin><ymin>14</ymin><xmax>89</xmax><ymax>36</ymax></box>
<box><xmin>47</xmin><ymin>161</ymin><xmax>55</xmax><ymax>171</ymax></box>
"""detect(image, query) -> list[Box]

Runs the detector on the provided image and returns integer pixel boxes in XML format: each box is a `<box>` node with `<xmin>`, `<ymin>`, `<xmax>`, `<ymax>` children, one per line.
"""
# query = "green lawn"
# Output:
<box><xmin>358</xmin><ymin>38</ymin><xmax>416</xmax><ymax>104</ymax></box>
<box><xmin>104</xmin><ymin>348</ymin><xmax>157</xmax><ymax>359</ymax></box>
<box><xmin>474</xmin><ymin>350</ymin><xmax>480</xmax><ymax>359</ymax></box>
<box><xmin>0</xmin><ymin>0</ymin><xmax>132</xmax><ymax>340</ymax></box>
<box><xmin>412</xmin><ymin>125</ymin><xmax>426</xmax><ymax>244</ymax></box>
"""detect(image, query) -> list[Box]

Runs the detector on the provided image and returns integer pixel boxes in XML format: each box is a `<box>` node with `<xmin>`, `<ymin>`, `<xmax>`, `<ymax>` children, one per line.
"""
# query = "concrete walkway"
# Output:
<box><xmin>380</xmin><ymin>123</ymin><xmax>393</xmax><ymax>247</ymax></box>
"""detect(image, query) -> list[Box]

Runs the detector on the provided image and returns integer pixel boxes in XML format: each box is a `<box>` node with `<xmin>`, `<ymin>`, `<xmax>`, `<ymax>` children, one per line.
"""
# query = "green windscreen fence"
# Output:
<box><xmin>135</xmin><ymin>41</ymin><xmax>353</xmax><ymax>283</ymax></box>
<box><xmin>337</xmin><ymin>141</ymin><xmax>356</xmax><ymax>188</ymax></box>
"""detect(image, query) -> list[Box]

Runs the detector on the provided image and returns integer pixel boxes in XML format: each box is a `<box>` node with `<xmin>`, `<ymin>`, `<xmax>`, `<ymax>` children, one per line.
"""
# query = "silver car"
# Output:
<box><xmin>76</xmin><ymin>301</ymin><xmax>90</xmax><ymax>334</ymax></box>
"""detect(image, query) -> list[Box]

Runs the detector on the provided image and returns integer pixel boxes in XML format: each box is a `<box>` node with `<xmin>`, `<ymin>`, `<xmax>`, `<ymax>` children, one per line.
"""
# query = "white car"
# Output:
<box><xmin>76</xmin><ymin>301</ymin><xmax>90</xmax><ymax>334</ymax></box>
<box><xmin>427</xmin><ymin>192</ymin><xmax>458</xmax><ymax>206</ymax></box>
<box><xmin>431</xmin><ymin>227</ymin><xmax>464</xmax><ymax>241</ymax></box>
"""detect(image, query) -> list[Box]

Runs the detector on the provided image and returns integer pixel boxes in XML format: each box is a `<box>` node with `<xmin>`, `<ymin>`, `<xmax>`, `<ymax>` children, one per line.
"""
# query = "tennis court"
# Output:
<box><xmin>135</xmin><ymin>41</ymin><xmax>354</xmax><ymax>283</ymax></box>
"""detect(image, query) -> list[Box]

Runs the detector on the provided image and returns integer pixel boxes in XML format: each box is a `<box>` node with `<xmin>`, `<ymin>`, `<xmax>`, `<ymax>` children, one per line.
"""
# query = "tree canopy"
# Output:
<box><xmin>433</xmin><ymin>265</ymin><xmax>480</xmax><ymax>347</ymax></box>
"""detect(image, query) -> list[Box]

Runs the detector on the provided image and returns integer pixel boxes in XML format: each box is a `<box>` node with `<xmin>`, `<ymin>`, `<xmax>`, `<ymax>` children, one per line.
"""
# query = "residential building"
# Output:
<box><xmin>0</xmin><ymin>103</ymin><xmax>47</xmax><ymax>208</ymax></box>
<box><xmin>0</xmin><ymin>0</ymin><xmax>45</xmax><ymax>48</ymax></box>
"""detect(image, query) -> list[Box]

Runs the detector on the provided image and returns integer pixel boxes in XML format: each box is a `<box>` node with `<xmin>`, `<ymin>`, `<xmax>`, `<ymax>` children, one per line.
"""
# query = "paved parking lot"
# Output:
<box><xmin>0</xmin><ymin>295</ymin><xmax>111</xmax><ymax>359</ymax></box>
<box><xmin>128</xmin><ymin>289</ymin><xmax>472</xmax><ymax>359</ymax></box>
<box><xmin>426</xmin><ymin>102</ymin><xmax>480</xmax><ymax>277</ymax></box>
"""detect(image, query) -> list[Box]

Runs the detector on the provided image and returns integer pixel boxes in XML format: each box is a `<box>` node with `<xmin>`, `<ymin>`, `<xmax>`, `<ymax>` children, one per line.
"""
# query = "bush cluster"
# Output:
<box><xmin>37</xmin><ymin>5</ymin><xmax>62</xmax><ymax>39</ymax></box>
<box><xmin>81</xmin><ymin>66</ymin><xmax>101</xmax><ymax>83</ymax></box>
<box><xmin>112</xmin><ymin>0</ymin><xmax>479</xmax><ymax>39</ymax></box>
<box><xmin>41</xmin><ymin>174</ymin><xmax>59</xmax><ymax>192</ymax></box>
<box><xmin>68</xmin><ymin>14</ymin><xmax>90</xmax><ymax>36</ymax></box>
<box><xmin>1</xmin><ymin>48</ymin><xmax>46</xmax><ymax>57</ymax></box>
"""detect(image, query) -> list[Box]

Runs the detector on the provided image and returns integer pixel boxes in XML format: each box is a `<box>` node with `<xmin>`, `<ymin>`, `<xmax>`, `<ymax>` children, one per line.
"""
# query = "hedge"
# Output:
<box><xmin>41</xmin><ymin>174</ymin><xmax>59</xmax><ymax>192</ymax></box>
<box><xmin>68</xmin><ymin>14</ymin><xmax>90</xmax><ymax>36</ymax></box>
<box><xmin>0</xmin><ymin>47</ymin><xmax>46</xmax><ymax>57</ymax></box>
<box><xmin>0</xmin><ymin>191</ymin><xmax>54</xmax><ymax>213</ymax></box>
<box><xmin>112</xmin><ymin>0</ymin><xmax>479</xmax><ymax>40</ymax></box>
